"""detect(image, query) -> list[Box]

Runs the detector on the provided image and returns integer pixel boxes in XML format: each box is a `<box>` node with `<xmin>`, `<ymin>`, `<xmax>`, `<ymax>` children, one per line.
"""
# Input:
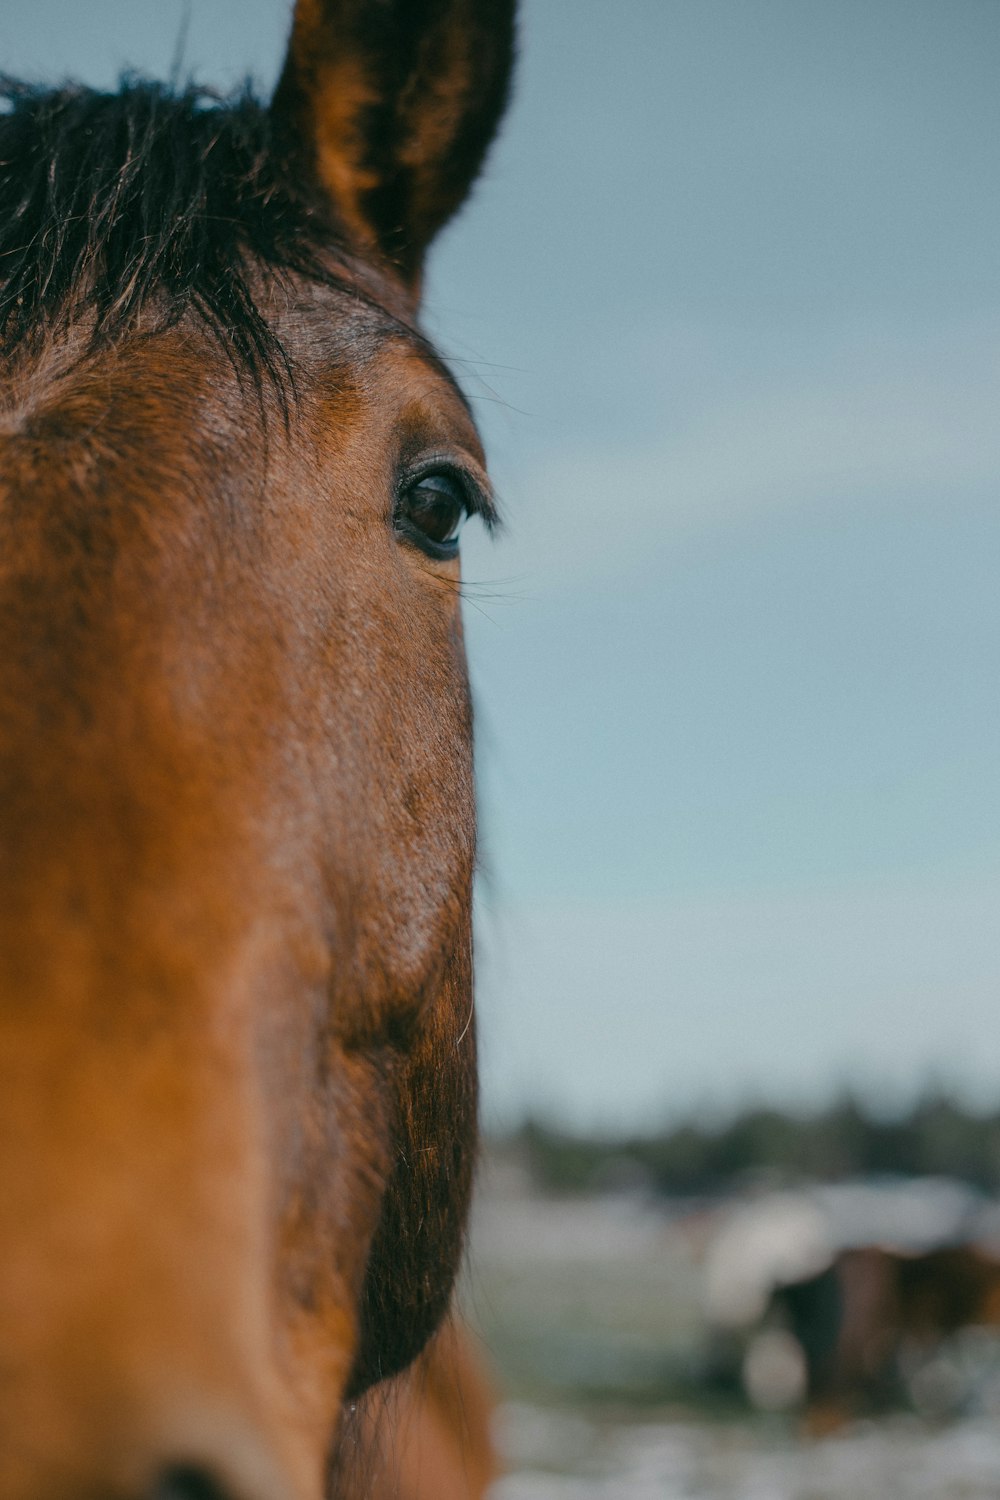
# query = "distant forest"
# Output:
<box><xmin>510</xmin><ymin>1093</ymin><xmax>1000</xmax><ymax>1197</ymax></box>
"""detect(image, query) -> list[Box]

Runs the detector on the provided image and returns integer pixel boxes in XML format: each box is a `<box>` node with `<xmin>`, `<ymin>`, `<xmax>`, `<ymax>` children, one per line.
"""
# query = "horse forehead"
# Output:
<box><xmin>0</xmin><ymin>307</ymin><xmax>468</xmax><ymax>881</ymax></box>
<box><xmin>0</xmin><ymin>266</ymin><xmax>473</xmax><ymax>471</ymax></box>
<box><xmin>0</xmin><ymin>334</ymin><xmax>229</xmax><ymax>497</ymax></box>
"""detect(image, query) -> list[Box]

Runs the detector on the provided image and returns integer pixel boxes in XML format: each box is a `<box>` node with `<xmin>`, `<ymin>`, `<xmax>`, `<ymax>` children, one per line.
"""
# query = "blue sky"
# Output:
<box><xmin>4</xmin><ymin>1</ymin><xmax>999</xmax><ymax>1129</ymax></box>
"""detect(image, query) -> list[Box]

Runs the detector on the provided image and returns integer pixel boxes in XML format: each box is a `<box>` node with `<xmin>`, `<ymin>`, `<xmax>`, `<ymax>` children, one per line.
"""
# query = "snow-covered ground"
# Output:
<box><xmin>490</xmin><ymin>1404</ymin><xmax>1000</xmax><ymax>1500</ymax></box>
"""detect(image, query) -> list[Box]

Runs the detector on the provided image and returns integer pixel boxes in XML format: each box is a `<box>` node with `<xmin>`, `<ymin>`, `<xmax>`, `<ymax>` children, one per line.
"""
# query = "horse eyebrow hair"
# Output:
<box><xmin>402</xmin><ymin>334</ymin><xmax>477</xmax><ymax>424</ymax></box>
<box><xmin>341</xmin><ymin>295</ymin><xmax>475</xmax><ymax>422</ymax></box>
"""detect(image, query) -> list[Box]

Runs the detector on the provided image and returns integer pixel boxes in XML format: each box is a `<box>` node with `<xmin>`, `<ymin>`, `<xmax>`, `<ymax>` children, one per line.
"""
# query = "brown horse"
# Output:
<box><xmin>774</xmin><ymin>1244</ymin><xmax>1000</xmax><ymax>1429</ymax></box>
<box><xmin>0</xmin><ymin>2</ymin><xmax>514</xmax><ymax>1497</ymax></box>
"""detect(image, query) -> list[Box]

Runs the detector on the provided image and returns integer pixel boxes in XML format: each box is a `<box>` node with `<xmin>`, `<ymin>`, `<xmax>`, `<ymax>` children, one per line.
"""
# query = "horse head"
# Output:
<box><xmin>0</xmin><ymin>2</ymin><xmax>514</xmax><ymax>1495</ymax></box>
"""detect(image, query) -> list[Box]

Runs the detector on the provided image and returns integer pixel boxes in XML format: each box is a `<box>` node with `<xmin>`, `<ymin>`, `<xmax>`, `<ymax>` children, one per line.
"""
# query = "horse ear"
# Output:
<box><xmin>272</xmin><ymin>0</ymin><xmax>516</xmax><ymax>287</ymax></box>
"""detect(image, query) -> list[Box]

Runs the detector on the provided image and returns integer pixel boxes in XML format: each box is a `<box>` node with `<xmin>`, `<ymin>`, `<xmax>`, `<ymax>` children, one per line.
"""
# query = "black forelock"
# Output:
<box><xmin>0</xmin><ymin>77</ymin><xmax>359</xmax><ymax>392</ymax></box>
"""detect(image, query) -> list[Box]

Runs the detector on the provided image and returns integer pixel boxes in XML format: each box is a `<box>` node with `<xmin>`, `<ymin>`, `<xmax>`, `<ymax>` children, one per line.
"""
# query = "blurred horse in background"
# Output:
<box><xmin>776</xmin><ymin>1243</ymin><xmax>1000</xmax><ymax>1430</ymax></box>
<box><xmin>0</xmin><ymin>1</ymin><xmax>514</xmax><ymax>1496</ymax></box>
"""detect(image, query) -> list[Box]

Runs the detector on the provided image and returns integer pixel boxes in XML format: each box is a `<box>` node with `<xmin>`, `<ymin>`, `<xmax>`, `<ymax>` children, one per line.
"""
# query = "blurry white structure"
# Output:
<box><xmin>703</xmin><ymin>1192</ymin><xmax>830</xmax><ymax>1328</ymax></box>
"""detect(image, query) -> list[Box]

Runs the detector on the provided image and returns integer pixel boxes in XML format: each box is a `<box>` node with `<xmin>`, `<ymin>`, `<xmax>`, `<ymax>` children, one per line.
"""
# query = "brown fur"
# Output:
<box><xmin>332</xmin><ymin>1321</ymin><xmax>497</xmax><ymax>1498</ymax></box>
<box><xmin>0</xmin><ymin>3</ymin><xmax>514</xmax><ymax>1498</ymax></box>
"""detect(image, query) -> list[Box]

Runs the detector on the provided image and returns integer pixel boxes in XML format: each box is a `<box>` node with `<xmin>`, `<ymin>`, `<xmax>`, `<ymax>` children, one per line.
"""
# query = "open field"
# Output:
<box><xmin>491</xmin><ymin>1404</ymin><xmax>1000</xmax><ymax>1499</ymax></box>
<box><xmin>467</xmin><ymin>1159</ymin><xmax>1000</xmax><ymax>1497</ymax></box>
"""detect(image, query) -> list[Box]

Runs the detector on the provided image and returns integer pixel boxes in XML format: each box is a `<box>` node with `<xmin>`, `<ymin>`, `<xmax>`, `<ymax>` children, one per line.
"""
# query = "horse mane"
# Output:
<box><xmin>0</xmin><ymin>78</ymin><xmax>357</xmax><ymax>392</ymax></box>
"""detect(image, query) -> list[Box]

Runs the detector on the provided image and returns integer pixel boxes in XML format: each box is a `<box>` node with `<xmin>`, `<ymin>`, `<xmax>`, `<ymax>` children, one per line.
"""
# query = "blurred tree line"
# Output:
<box><xmin>511</xmin><ymin>1093</ymin><xmax>1000</xmax><ymax>1197</ymax></box>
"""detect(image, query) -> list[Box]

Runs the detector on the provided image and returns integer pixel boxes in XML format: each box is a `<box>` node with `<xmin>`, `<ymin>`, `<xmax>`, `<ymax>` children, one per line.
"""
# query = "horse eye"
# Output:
<box><xmin>396</xmin><ymin>472</ymin><xmax>469</xmax><ymax>558</ymax></box>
